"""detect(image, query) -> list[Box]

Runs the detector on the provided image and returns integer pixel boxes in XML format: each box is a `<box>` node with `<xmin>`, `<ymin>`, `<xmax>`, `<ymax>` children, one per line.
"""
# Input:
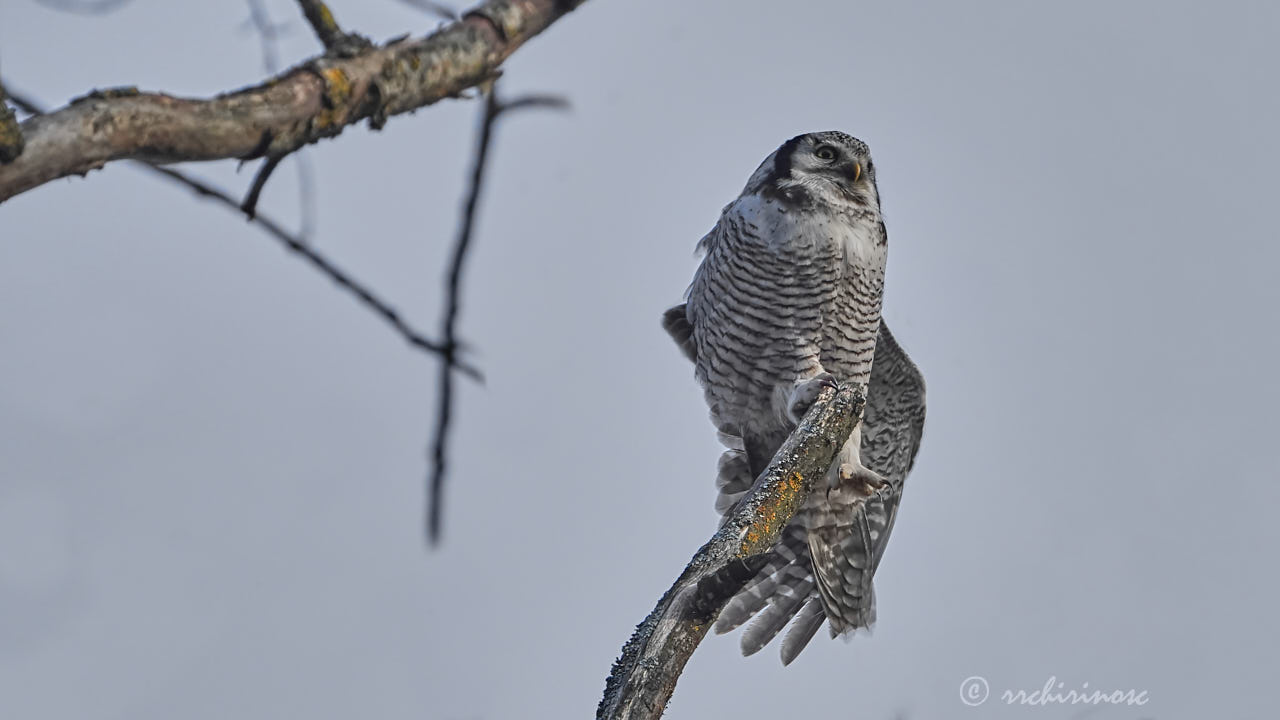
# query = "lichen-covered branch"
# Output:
<box><xmin>295</xmin><ymin>0</ymin><xmax>351</xmax><ymax>50</ymax></box>
<box><xmin>598</xmin><ymin>385</ymin><xmax>865</xmax><ymax>720</ymax></box>
<box><xmin>0</xmin><ymin>0</ymin><xmax>588</xmax><ymax>203</ymax></box>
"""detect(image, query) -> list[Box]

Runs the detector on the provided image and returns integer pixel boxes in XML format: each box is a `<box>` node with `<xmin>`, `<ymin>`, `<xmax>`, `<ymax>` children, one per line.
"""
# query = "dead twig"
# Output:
<box><xmin>243</xmin><ymin>0</ymin><xmax>318</xmax><ymax>238</ymax></box>
<box><xmin>394</xmin><ymin>0</ymin><xmax>458</xmax><ymax>21</ymax></box>
<box><xmin>426</xmin><ymin>85</ymin><xmax>567</xmax><ymax>544</ymax></box>
<box><xmin>240</xmin><ymin>153</ymin><xmax>285</xmax><ymax>219</ymax></box>
<box><xmin>0</xmin><ymin>0</ymin><xmax>590</xmax><ymax>202</ymax></box>
<box><xmin>2</xmin><ymin>87</ymin><xmax>478</xmax><ymax>379</ymax></box>
<box><xmin>294</xmin><ymin>0</ymin><xmax>371</xmax><ymax>54</ymax></box>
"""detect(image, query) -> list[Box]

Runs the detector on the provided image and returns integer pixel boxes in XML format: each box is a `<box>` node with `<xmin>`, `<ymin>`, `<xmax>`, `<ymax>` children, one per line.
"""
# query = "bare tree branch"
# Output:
<box><xmin>296</xmin><ymin>0</ymin><xmax>344</xmax><ymax>48</ymax></box>
<box><xmin>2</xmin><ymin>87</ymin><xmax>479</xmax><ymax>380</ymax></box>
<box><xmin>598</xmin><ymin>385</ymin><xmax>866</xmax><ymax>720</ymax></box>
<box><xmin>240</xmin><ymin>152</ymin><xmax>285</xmax><ymax>218</ymax></box>
<box><xmin>294</xmin><ymin>0</ymin><xmax>371</xmax><ymax>54</ymax></box>
<box><xmin>16</xmin><ymin>0</ymin><xmax>573</xmax><ymax>546</ymax></box>
<box><xmin>146</xmin><ymin>164</ymin><xmax>482</xmax><ymax>380</ymax></box>
<box><xmin>0</xmin><ymin>0</ymin><xmax>589</xmax><ymax>203</ymax></box>
<box><xmin>427</xmin><ymin>85</ymin><xmax>567</xmax><ymax>544</ymax></box>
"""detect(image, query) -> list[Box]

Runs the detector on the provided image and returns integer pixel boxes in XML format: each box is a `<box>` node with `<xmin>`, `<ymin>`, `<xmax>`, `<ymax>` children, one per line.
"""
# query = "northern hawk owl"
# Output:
<box><xmin>664</xmin><ymin>131</ymin><xmax>926</xmax><ymax>663</ymax></box>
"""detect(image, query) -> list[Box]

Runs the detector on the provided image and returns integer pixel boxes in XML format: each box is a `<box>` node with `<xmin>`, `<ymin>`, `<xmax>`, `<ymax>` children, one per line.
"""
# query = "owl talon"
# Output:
<box><xmin>787</xmin><ymin>372</ymin><xmax>838</xmax><ymax>423</ymax></box>
<box><xmin>838</xmin><ymin>462</ymin><xmax>888</xmax><ymax>496</ymax></box>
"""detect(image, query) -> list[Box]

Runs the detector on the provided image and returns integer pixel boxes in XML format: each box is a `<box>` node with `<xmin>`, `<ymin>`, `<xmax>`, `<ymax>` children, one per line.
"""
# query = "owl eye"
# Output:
<box><xmin>814</xmin><ymin>145</ymin><xmax>838</xmax><ymax>161</ymax></box>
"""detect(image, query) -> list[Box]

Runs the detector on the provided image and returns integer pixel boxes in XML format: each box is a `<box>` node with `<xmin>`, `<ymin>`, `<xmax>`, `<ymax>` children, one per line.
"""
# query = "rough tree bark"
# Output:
<box><xmin>0</xmin><ymin>0</ymin><xmax>588</xmax><ymax>202</ymax></box>
<box><xmin>598</xmin><ymin>384</ymin><xmax>865</xmax><ymax>720</ymax></box>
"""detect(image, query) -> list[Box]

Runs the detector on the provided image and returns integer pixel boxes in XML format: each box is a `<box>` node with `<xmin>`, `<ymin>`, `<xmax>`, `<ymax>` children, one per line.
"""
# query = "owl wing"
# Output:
<box><xmin>663</xmin><ymin>307</ymin><xmax>926</xmax><ymax>663</ymax></box>
<box><xmin>859</xmin><ymin>322</ymin><xmax>928</xmax><ymax>494</ymax></box>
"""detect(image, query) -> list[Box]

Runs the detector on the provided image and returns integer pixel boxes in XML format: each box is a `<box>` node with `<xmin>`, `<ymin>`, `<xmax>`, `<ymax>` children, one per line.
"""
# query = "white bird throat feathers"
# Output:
<box><xmin>715</xmin><ymin>192</ymin><xmax>886</xmax><ymax>277</ymax></box>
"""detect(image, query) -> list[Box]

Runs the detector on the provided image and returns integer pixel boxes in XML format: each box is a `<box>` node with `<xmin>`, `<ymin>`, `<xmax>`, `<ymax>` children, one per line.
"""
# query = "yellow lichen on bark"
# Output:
<box><xmin>314</xmin><ymin>67</ymin><xmax>353</xmax><ymax>130</ymax></box>
<box><xmin>737</xmin><ymin>471</ymin><xmax>808</xmax><ymax>557</ymax></box>
<box><xmin>315</xmin><ymin>3</ymin><xmax>338</xmax><ymax>35</ymax></box>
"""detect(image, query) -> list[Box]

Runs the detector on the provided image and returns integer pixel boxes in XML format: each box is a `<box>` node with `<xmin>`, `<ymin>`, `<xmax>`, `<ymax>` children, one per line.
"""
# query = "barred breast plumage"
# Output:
<box><xmin>688</xmin><ymin>193</ymin><xmax>885</xmax><ymax>440</ymax></box>
<box><xmin>664</xmin><ymin>131</ymin><xmax>925</xmax><ymax>663</ymax></box>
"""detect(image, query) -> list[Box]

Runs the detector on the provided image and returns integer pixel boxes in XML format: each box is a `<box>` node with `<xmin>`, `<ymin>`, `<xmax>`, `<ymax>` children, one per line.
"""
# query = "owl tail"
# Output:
<box><xmin>805</xmin><ymin>470</ymin><xmax>896</xmax><ymax>637</ymax></box>
<box><xmin>712</xmin><ymin>522</ymin><xmax>828</xmax><ymax>664</ymax></box>
<box><xmin>711</xmin><ymin>436</ymin><xmax>844</xmax><ymax>663</ymax></box>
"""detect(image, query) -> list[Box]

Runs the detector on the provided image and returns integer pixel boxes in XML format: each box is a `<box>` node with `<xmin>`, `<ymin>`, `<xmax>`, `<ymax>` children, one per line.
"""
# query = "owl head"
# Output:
<box><xmin>743</xmin><ymin>131</ymin><xmax>879</xmax><ymax>208</ymax></box>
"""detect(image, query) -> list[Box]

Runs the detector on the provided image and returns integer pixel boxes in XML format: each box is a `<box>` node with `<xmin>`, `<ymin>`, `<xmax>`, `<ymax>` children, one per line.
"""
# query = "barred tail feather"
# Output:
<box><xmin>780</xmin><ymin>597</ymin><xmax>826</xmax><ymax>665</ymax></box>
<box><xmin>739</xmin><ymin>566</ymin><xmax>814</xmax><ymax>657</ymax></box>
<box><xmin>713</xmin><ymin>448</ymin><xmax>754</xmax><ymax>518</ymax></box>
<box><xmin>713</xmin><ymin>524</ymin><xmax>809</xmax><ymax>632</ymax></box>
<box><xmin>714</xmin><ymin>563</ymin><xmax>785</xmax><ymax>634</ymax></box>
<box><xmin>808</xmin><ymin>484</ymin><xmax>894</xmax><ymax>635</ymax></box>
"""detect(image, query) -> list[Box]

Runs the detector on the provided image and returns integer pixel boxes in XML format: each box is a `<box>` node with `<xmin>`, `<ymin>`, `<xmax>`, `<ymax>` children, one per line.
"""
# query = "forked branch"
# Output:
<box><xmin>0</xmin><ymin>0</ymin><xmax>588</xmax><ymax>202</ymax></box>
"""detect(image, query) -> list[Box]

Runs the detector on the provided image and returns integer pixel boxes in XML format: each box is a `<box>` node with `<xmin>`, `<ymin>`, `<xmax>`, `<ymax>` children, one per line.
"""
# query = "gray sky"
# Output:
<box><xmin>2</xmin><ymin>1</ymin><xmax>1277</xmax><ymax>718</ymax></box>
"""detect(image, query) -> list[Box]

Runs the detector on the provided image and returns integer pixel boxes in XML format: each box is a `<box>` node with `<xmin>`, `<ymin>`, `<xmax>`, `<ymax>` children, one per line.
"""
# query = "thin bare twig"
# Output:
<box><xmin>241</xmin><ymin>1</ymin><xmax>286</xmax><ymax>219</ymax></box>
<box><xmin>3</xmin><ymin>86</ymin><xmax>479</xmax><ymax>380</ymax></box>
<box><xmin>296</xmin><ymin>0</ymin><xmax>344</xmax><ymax>48</ymax></box>
<box><xmin>240</xmin><ymin>153</ymin><xmax>285</xmax><ymax>218</ymax></box>
<box><xmin>5</xmin><ymin>90</ymin><xmax>41</xmax><ymax>117</ymax></box>
<box><xmin>147</xmin><ymin>165</ymin><xmax>483</xmax><ymax>377</ymax></box>
<box><xmin>493</xmin><ymin>94</ymin><xmax>572</xmax><ymax>115</ymax></box>
<box><xmin>294</xmin><ymin>0</ymin><xmax>370</xmax><ymax>53</ymax></box>
<box><xmin>32</xmin><ymin>0</ymin><xmax>133</xmax><ymax>14</ymax></box>
<box><xmin>243</xmin><ymin>0</ymin><xmax>288</xmax><ymax>78</ymax></box>
<box><xmin>426</xmin><ymin>86</ymin><xmax>567</xmax><ymax>544</ymax></box>
<box><xmin>394</xmin><ymin>0</ymin><xmax>458</xmax><ymax>21</ymax></box>
<box><xmin>244</xmin><ymin>0</ymin><xmax>318</xmax><ymax>239</ymax></box>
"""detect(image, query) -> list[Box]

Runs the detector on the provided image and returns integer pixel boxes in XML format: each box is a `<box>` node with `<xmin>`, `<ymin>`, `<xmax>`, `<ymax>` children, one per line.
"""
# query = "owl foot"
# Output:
<box><xmin>837</xmin><ymin>461</ymin><xmax>889</xmax><ymax>497</ymax></box>
<box><xmin>787</xmin><ymin>372</ymin><xmax>838</xmax><ymax>424</ymax></box>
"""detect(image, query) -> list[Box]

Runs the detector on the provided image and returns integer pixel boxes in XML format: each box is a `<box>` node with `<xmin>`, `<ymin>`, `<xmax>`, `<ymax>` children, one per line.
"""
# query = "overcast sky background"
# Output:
<box><xmin>2</xmin><ymin>1</ymin><xmax>1278</xmax><ymax>718</ymax></box>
